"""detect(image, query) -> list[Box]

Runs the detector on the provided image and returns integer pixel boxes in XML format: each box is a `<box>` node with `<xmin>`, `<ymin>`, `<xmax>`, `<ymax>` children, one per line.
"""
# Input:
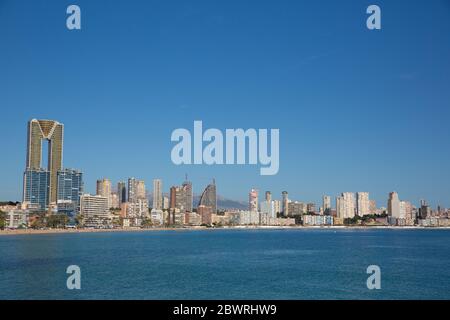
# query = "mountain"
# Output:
<box><xmin>147</xmin><ymin>193</ymin><xmax>248</xmax><ymax>210</ymax></box>
<box><xmin>194</xmin><ymin>195</ymin><xmax>247</xmax><ymax>210</ymax></box>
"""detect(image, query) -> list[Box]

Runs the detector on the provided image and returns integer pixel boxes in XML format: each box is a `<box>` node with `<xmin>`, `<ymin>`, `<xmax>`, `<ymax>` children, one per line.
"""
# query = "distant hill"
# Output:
<box><xmin>148</xmin><ymin>194</ymin><xmax>247</xmax><ymax>210</ymax></box>
<box><xmin>193</xmin><ymin>195</ymin><xmax>247</xmax><ymax>210</ymax></box>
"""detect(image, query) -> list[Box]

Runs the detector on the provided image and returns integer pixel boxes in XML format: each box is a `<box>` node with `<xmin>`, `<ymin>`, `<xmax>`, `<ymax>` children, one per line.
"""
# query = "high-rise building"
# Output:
<box><xmin>136</xmin><ymin>180</ymin><xmax>146</xmax><ymax>200</ymax></box>
<box><xmin>369</xmin><ymin>200</ymin><xmax>377</xmax><ymax>214</ymax></box>
<box><xmin>265</xmin><ymin>191</ymin><xmax>272</xmax><ymax>203</ymax></box>
<box><xmin>199</xmin><ymin>179</ymin><xmax>217</xmax><ymax>213</ymax></box>
<box><xmin>323</xmin><ymin>195</ymin><xmax>331</xmax><ymax>215</ymax></box>
<box><xmin>388</xmin><ymin>192</ymin><xmax>401</xmax><ymax>218</ymax></box>
<box><xmin>110</xmin><ymin>192</ymin><xmax>120</xmax><ymax>209</ymax></box>
<box><xmin>249</xmin><ymin>189</ymin><xmax>258</xmax><ymax>212</ymax></box>
<box><xmin>336</xmin><ymin>192</ymin><xmax>355</xmax><ymax>219</ymax></box>
<box><xmin>182</xmin><ymin>179</ymin><xmax>193</xmax><ymax>212</ymax></box>
<box><xmin>117</xmin><ymin>181</ymin><xmax>127</xmax><ymax>204</ymax></box>
<box><xmin>163</xmin><ymin>196</ymin><xmax>169</xmax><ymax>210</ymax></box>
<box><xmin>96</xmin><ymin>178</ymin><xmax>112</xmax><ymax>208</ymax></box>
<box><xmin>356</xmin><ymin>192</ymin><xmax>370</xmax><ymax>216</ymax></box>
<box><xmin>57</xmin><ymin>169</ymin><xmax>83</xmax><ymax>213</ymax></box>
<box><xmin>198</xmin><ymin>205</ymin><xmax>212</xmax><ymax>225</ymax></box>
<box><xmin>419</xmin><ymin>200</ymin><xmax>431</xmax><ymax>219</ymax></box>
<box><xmin>169</xmin><ymin>182</ymin><xmax>193</xmax><ymax>212</ymax></box>
<box><xmin>273</xmin><ymin>200</ymin><xmax>281</xmax><ymax>215</ymax></box>
<box><xmin>153</xmin><ymin>179</ymin><xmax>163</xmax><ymax>210</ymax></box>
<box><xmin>24</xmin><ymin>119</ymin><xmax>64</xmax><ymax>205</ymax></box>
<box><xmin>23</xmin><ymin>168</ymin><xmax>50</xmax><ymax>210</ymax></box>
<box><xmin>288</xmin><ymin>201</ymin><xmax>306</xmax><ymax>216</ymax></box>
<box><xmin>307</xmin><ymin>203</ymin><xmax>316</xmax><ymax>214</ymax></box>
<box><xmin>282</xmin><ymin>191</ymin><xmax>289</xmax><ymax>217</ymax></box>
<box><xmin>127</xmin><ymin>178</ymin><xmax>146</xmax><ymax>203</ymax></box>
<box><xmin>80</xmin><ymin>194</ymin><xmax>110</xmax><ymax>228</ymax></box>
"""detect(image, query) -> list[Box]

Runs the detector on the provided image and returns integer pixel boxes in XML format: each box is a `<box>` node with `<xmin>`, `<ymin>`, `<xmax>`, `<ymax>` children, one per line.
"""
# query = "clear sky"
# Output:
<box><xmin>1</xmin><ymin>0</ymin><xmax>450</xmax><ymax>208</ymax></box>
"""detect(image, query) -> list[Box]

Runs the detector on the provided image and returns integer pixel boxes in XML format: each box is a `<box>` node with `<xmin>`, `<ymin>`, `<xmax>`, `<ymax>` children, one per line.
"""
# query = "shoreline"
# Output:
<box><xmin>1</xmin><ymin>225</ymin><xmax>449</xmax><ymax>236</ymax></box>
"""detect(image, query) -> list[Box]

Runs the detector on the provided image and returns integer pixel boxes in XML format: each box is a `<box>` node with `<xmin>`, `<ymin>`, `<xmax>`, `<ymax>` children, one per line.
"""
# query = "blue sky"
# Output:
<box><xmin>1</xmin><ymin>0</ymin><xmax>450</xmax><ymax>208</ymax></box>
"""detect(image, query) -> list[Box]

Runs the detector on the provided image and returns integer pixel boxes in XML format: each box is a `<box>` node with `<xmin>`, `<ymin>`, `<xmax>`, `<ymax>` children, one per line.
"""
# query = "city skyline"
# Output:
<box><xmin>17</xmin><ymin>120</ymin><xmax>443</xmax><ymax>215</ymax></box>
<box><xmin>1</xmin><ymin>1</ymin><xmax>450</xmax><ymax>207</ymax></box>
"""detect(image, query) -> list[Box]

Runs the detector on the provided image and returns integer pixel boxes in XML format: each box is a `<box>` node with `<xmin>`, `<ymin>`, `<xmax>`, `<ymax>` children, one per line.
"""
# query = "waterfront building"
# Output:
<box><xmin>388</xmin><ymin>192</ymin><xmax>401</xmax><ymax>218</ymax></box>
<box><xmin>96</xmin><ymin>178</ymin><xmax>112</xmax><ymax>208</ymax></box>
<box><xmin>356</xmin><ymin>192</ymin><xmax>370</xmax><ymax>216</ymax></box>
<box><xmin>282</xmin><ymin>191</ymin><xmax>289</xmax><ymax>217</ymax></box>
<box><xmin>249</xmin><ymin>189</ymin><xmax>258</xmax><ymax>212</ymax></box>
<box><xmin>110</xmin><ymin>192</ymin><xmax>120</xmax><ymax>209</ymax></box>
<box><xmin>260</xmin><ymin>200</ymin><xmax>275</xmax><ymax>218</ymax></box>
<box><xmin>117</xmin><ymin>181</ymin><xmax>127</xmax><ymax>204</ymax></box>
<box><xmin>162</xmin><ymin>196</ymin><xmax>169</xmax><ymax>210</ymax></box>
<box><xmin>184</xmin><ymin>212</ymin><xmax>202</xmax><ymax>226</ymax></box>
<box><xmin>198</xmin><ymin>205</ymin><xmax>212</xmax><ymax>225</ymax></box>
<box><xmin>57</xmin><ymin>169</ymin><xmax>83</xmax><ymax>214</ymax></box>
<box><xmin>199</xmin><ymin>179</ymin><xmax>217</xmax><ymax>213</ymax></box>
<box><xmin>25</xmin><ymin>119</ymin><xmax>63</xmax><ymax>205</ymax></box>
<box><xmin>336</xmin><ymin>192</ymin><xmax>355</xmax><ymax>219</ymax></box>
<box><xmin>273</xmin><ymin>200</ymin><xmax>281</xmax><ymax>216</ymax></box>
<box><xmin>265</xmin><ymin>191</ymin><xmax>272</xmax><ymax>203</ymax></box>
<box><xmin>80</xmin><ymin>194</ymin><xmax>110</xmax><ymax>228</ymax></box>
<box><xmin>169</xmin><ymin>182</ymin><xmax>193</xmax><ymax>212</ymax></box>
<box><xmin>369</xmin><ymin>200</ymin><xmax>377</xmax><ymax>214</ymax></box>
<box><xmin>182</xmin><ymin>179</ymin><xmax>193</xmax><ymax>212</ymax></box>
<box><xmin>153</xmin><ymin>179</ymin><xmax>163</xmax><ymax>210</ymax></box>
<box><xmin>5</xmin><ymin>210</ymin><xmax>29</xmax><ymax>229</ymax></box>
<box><xmin>323</xmin><ymin>195</ymin><xmax>331</xmax><ymax>215</ymax></box>
<box><xmin>307</xmin><ymin>203</ymin><xmax>316</xmax><ymax>214</ymax></box>
<box><xmin>150</xmin><ymin>209</ymin><xmax>164</xmax><ymax>225</ymax></box>
<box><xmin>23</xmin><ymin>168</ymin><xmax>50</xmax><ymax>210</ymax></box>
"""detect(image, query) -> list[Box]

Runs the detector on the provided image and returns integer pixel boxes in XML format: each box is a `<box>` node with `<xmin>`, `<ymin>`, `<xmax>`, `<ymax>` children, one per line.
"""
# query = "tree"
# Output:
<box><xmin>0</xmin><ymin>210</ymin><xmax>6</xmax><ymax>230</ymax></box>
<box><xmin>141</xmin><ymin>218</ymin><xmax>153</xmax><ymax>228</ymax></box>
<box><xmin>30</xmin><ymin>216</ymin><xmax>46</xmax><ymax>229</ymax></box>
<box><xmin>46</xmin><ymin>214</ymin><xmax>69</xmax><ymax>228</ymax></box>
<box><xmin>75</xmin><ymin>214</ymin><xmax>84</xmax><ymax>227</ymax></box>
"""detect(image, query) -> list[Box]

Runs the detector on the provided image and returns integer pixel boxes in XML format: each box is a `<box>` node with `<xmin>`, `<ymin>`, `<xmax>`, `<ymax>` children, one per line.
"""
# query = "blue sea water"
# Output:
<box><xmin>0</xmin><ymin>229</ymin><xmax>449</xmax><ymax>300</ymax></box>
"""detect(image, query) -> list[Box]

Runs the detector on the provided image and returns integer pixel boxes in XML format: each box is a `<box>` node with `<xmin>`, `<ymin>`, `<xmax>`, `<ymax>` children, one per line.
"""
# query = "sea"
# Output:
<box><xmin>0</xmin><ymin>228</ymin><xmax>449</xmax><ymax>300</ymax></box>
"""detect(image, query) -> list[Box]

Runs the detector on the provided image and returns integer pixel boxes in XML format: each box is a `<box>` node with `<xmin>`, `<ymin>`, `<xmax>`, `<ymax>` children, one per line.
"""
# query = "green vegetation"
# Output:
<box><xmin>30</xmin><ymin>214</ymin><xmax>46</xmax><ymax>229</ymax></box>
<box><xmin>46</xmin><ymin>214</ymin><xmax>69</xmax><ymax>228</ymax></box>
<box><xmin>344</xmin><ymin>213</ymin><xmax>388</xmax><ymax>225</ymax></box>
<box><xmin>0</xmin><ymin>201</ymin><xmax>19</xmax><ymax>206</ymax></box>
<box><xmin>75</xmin><ymin>214</ymin><xmax>84</xmax><ymax>227</ymax></box>
<box><xmin>0</xmin><ymin>210</ymin><xmax>6</xmax><ymax>229</ymax></box>
<box><xmin>141</xmin><ymin>218</ymin><xmax>153</xmax><ymax>228</ymax></box>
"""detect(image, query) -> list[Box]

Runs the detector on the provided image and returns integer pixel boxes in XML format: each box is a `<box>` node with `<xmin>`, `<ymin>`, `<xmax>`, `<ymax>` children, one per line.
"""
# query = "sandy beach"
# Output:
<box><xmin>1</xmin><ymin>225</ymin><xmax>449</xmax><ymax>236</ymax></box>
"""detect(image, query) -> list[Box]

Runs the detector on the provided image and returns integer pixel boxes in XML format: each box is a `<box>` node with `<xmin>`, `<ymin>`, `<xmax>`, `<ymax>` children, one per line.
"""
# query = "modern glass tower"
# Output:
<box><xmin>24</xmin><ymin>119</ymin><xmax>64</xmax><ymax>205</ymax></box>
<box><xmin>198</xmin><ymin>179</ymin><xmax>217</xmax><ymax>213</ymax></box>
<box><xmin>23</xmin><ymin>168</ymin><xmax>50</xmax><ymax>210</ymax></box>
<box><xmin>57</xmin><ymin>169</ymin><xmax>84</xmax><ymax>213</ymax></box>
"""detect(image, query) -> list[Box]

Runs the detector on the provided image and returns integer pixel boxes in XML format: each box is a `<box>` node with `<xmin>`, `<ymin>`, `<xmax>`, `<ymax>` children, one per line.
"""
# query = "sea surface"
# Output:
<box><xmin>0</xmin><ymin>228</ymin><xmax>449</xmax><ymax>300</ymax></box>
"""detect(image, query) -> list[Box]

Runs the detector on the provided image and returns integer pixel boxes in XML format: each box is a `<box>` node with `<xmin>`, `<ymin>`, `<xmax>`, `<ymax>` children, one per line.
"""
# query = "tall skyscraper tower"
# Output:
<box><xmin>356</xmin><ymin>192</ymin><xmax>370</xmax><ymax>216</ymax></box>
<box><xmin>24</xmin><ymin>119</ymin><xmax>64</xmax><ymax>206</ymax></box>
<box><xmin>323</xmin><ymin>195</ymin><xmax>331</xmax><ymax>215</ymax></box>
<box><xmin>265</xmin><ymin>191</ymin><xmax>272</xmax><ymax>203</ymax></box>
<box><xmin>57</xmin><ymin>169</ymin><xmax>84</xmax><ymax>213</ymax></box>
<box><xmin>199</xmin><ymin>179</ymin><xmax>217</xmax><ymax>213</ymax></box>
<box><xmin>153</xmin><ymin>179</ymin><xmax>163</xmax><ymax>210</ymax></box>
<box><xmin>249</xmin><ymin>189</ymin><xmax>258</xmax><ymax>212</ymax></box>
<box><xmin>282</xmin><ymin>191</ymin><xmax>289</xmax><ymax>217</ymax></box>
<box><xmin>182</xmin><ymin>178</ymin><xmax>193</xmax><ymax>212</ymax></box>
<box><xmin>388</xmin><ymin>192</ymin><xmax>401</xmax><ymax>218</ymax></box>
<box><xmin>117</xmin><ymin>181</ymin><xmax>127</xmax><ymax>204</ymax></box>
<box><xmin>337</xmin><ymin>192</ymin><xmax>355</xmax><ymax>218</ymax></box>
<box><xmin>96</xmin><ymin>178</ymin><xmax>112</xmax><ymax>208</ymax></box>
